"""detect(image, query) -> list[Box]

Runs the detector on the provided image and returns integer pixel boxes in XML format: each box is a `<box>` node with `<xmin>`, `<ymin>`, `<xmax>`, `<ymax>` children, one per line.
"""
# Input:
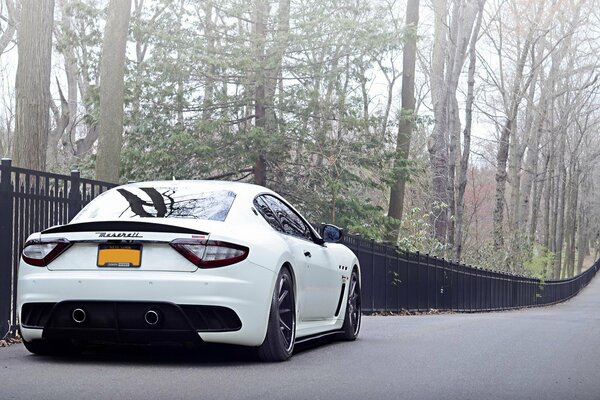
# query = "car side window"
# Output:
<box><xmin>254</xmin><ymin>196</ymin><xmax>283</xmax><ymax>232</ymax></box>
<box><xmin>257</xmin><ymin>195</ymin><xmax>312</xmax><ymax>241</ymax></box>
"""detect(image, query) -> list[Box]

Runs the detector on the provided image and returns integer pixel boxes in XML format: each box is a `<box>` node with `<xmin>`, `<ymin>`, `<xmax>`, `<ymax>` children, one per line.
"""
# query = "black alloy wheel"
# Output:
<box><xmin>277</xmin><ymin>272</ymin><xmax>295</xmax><ymax>352</ymax></box>
<box><xmin>340</xmin><ymin>269</ymin><xmax>361</xmax><ymax>340</ymax></box>
<box><xmin>258</xmin><ymin>267</ymin><xmax>296</xmax><ymax>361</ymax></box>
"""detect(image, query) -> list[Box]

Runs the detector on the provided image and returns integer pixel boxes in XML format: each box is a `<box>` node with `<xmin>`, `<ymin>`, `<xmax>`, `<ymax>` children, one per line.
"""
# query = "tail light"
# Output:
<box><xmin>22</xmin><ymin>239</ymin><xmax>71</xmax><ymax>267</ymax></box>
<box><xmin>170</xmin><ymin>239</ymin><xmax>249</xmax><ymax>268</ymax></box>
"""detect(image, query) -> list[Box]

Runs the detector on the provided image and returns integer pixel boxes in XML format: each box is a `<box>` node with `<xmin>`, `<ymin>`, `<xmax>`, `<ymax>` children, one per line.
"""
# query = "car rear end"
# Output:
<box><xmin>17</xmin><ymin>182</ymin><xmax>276</xmax><ymax>348</ymax></box>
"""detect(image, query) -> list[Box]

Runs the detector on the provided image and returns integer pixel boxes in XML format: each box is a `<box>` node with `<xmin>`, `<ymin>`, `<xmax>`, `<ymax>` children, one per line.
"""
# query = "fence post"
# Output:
<box><xmin>416</xmin><ymin>251</ymin><xmax>420</xmax><ymax>311</ymax></box>
<box><xmin>371</xmin><ymin>239</ymin><xmax>375</xmax><ymax>312</ymax></box>
<box><xmin>67</xmin><ymin>170</ymin><xmax>81</xmax><ymax>221</ymax></box>
<box><xmin>468</xmin><ymin>264</ymin><xmax>473</xmax><ymax>312</ymax></box>
<box><xmin>0</xmin><ymin>158</ymin><xmax>14</xmax><ymax>338</ymax></box>
<box><xmin>433</xmin><ymin>256</ymin><xmax>438</xmax><ymax>310</ymax></box>
<box><xmin>383</xmin><ymin>243</ymin><xmax>388</xmax><ymax>312</ymax></box>
<box><xmin>426</xmin><ymin>255</ymin><xmax>431</xmax><ymax>310</ymax></box>
<box><xmin>405</xmin><ymin>251</ymin><xmax>410</xmax><ymax>311</ymax></box>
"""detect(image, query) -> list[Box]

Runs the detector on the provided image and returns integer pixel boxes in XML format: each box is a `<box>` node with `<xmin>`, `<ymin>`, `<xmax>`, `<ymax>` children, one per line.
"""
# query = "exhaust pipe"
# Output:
<box><xmin>144</xmin><ymin>310</ymin><xmax>160</xmax><ymax>326</ymax></box>
<box><xmin>72</xmin><ymin>308</ymin><xmax>86</xmax><ymax>324</ymax></box>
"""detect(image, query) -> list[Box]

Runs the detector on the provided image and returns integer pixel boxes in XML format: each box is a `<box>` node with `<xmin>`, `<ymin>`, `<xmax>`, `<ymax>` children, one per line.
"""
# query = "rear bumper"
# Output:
<box><xmin>17</xmin><ymin>260</ymin><xmax>276</xmax><ymax>346</ymax></box>
<box><xmin>21</xmin><ymin>301</ymin><xmax>242</xmax><ymax>345</ymax></box>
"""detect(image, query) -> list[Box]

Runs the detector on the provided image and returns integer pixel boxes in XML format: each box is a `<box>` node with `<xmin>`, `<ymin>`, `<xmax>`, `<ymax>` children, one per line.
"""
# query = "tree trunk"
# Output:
<box><xmin>252</xmin><ymin>0</ymin><xmax>268</xmax><ymax>186</ymax></box>
<box><xmin>265</xmin><ymin>0</ymin><xmax>290</xmax><ymax>103</ymax></box>
<box><xmin>507</xmin><ymin>120</ymin><xmax>519</xmax><ymax>233</ymax></box>
<box><xmin>569</xmin><ymin>171</ymin><xmax>580</xmax><ymax>276</ymax></box>
<box><xmin>175</xmin><ymin>0</ymin><xmax>185</xmax><ymax>127</ymax></box>
<box><xmin>95</xmin><ymin>0</ymin><xmax>132</xmax><ymax>183</ymax></box>
<box><xmin>455</xmin><ymin>1</ymin><xmax>483</xmax><ymax>260</ymax></box>
<box><xmin>429</xmin><ymin>0</ymin><xmax>449</xmax><ymax>243</ymax></box>
<box><xmin>542</xmin><ymin>151</ymin><xmax>554</xmax><ymax>252</ymax></box>
<box><xmin>386</xmin><ymin>0</ymin><xmax>419</xmax><ymax>244</ymax></box>
<box><xmin>12</xmin><ymin>0</ymin><xmax>55</xmax><ymax>170</ymax></box>
<box><xmin>529</xmin><ymin>151</ymin><xmax>550</xmax><ymax>240</ymax></box>
<box><xmin>202</xmin><ymin>0</ymin><xmax>215</xmax><ymax>120</ymax></box>
<box><xmin>519</xmin><ymin>111</ymin><xmax>543</xmax><ymax>233</ymax></box>
<box><xmin>131</xmin><ymin>0</ymin><xmax>146</xmax><ymax>126</ymax></box>
<box><xmin>576</xmin><ymin>192</ymin><xmax>587</xmax><ymax>275</ymax></box>
<box><xmin>46</xmin><ymin>81</ymin><xmax>69</xmax><ymax>171</ymax></box>
<box><xmin>510</xmin><ymin>46</ymin><xmax>541</xmax><ymax>236</ymax></box>
<box><xmin>47</xmin><ymin>0</ymin><xmax>79</xmax><ymax>171</ymax></box>
<box><xmin>446</xmin><ymin>94</ymin><xmax>459</xmax><ymax>248</ymax></box>
<box><xmin>543</xmin><ymin>154</ymin><xmax>555</xmax><ymax>279</ymax></box>
<box><xmin>429</xmin><ymin>0</ymin><xmax>479</xmax><ymax>247</ymax></box>
<box><xmin>549</xmin><ymin>162</ymin><xmax>559</xmax><ymax>255</ymax></box>
<box><xmin>492</xmin><ymin>30</ymin><xmax>533</xmax><ymax>250</ymax></box>
<box><xmin>445</xmin><ymin>0</ymin><xmax>479</xmax><ymax>251</ymax></box>
<box><xmin>251</xmin><ymin>0</ymin><xmax>291</xmax><ymax>186</ymax></box>
<box><xmin>553</xmin><ymin>133</ymin><xmax>567</xmax><ymax>279</ymax></box>
<box><xmin>564</xmin><ymin>166</ymin><xmax>577</xmax><ymax>277</ymax></box>
<box><xmin>492</xmin><ymin>118</ymin><xmax>512</xmax><ymax>250</ymax></box>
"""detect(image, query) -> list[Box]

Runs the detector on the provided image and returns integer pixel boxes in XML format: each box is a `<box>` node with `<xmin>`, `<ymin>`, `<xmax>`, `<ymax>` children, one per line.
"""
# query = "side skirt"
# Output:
<box><xmin>294</xmin><ymin>329</ymin><xmax>343</xmax><ymax>345</ymax></box>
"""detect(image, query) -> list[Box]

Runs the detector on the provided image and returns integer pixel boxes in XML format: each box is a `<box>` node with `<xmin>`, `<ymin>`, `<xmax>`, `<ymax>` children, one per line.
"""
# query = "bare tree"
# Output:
<box><xmin>0</xmin><ymin>0</ymin><xmax>17</xmax><ymax>55</ymax></box>
<box><xmin>46</xmin><ymin>0</ymin><xmax>79</xmax><ymax>172</ymax></box>
<box><xmin>455</xmin><ymin>0</ymin><xmax>484</xmax><ymax>260</ymax></box>
<box><xmin>429</xmin><ymin>0</ymin><xmax>480</xmax><ymax>249</ymax></box>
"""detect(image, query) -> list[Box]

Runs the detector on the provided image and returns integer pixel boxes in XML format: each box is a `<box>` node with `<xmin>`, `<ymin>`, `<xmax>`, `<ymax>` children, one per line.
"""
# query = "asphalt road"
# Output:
<box><xmin>2</xmin><ymin>277</ymin><xmax>600</xmax><ymax>400</ymax></box>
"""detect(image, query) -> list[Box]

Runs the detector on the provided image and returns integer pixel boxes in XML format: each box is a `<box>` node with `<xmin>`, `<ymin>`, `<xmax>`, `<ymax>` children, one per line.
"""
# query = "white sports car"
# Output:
<box><xmin>17</xmin><ymin>181</ymin><xmax>361</xmax><ymax>361</ymax></box>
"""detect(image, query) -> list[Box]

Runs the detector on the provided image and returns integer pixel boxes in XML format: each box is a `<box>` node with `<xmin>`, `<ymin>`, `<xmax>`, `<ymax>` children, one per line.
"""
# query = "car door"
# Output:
<box><xmin>258</xmin><ymin>195</ymin><xmax>340</xmax><ymax>321</ymax></box>
<box><xmin>300</xmin><ymin>241</ymin><xmax>341</xmax><ymax>319</ymax></box>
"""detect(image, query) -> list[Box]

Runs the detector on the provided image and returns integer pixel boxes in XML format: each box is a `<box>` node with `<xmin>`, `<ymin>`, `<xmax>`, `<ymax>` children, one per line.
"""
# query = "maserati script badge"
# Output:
<box><xmin>96</xmin><ymin>232</ymin><xmax>143</xmax><ymax>238</ymax></box>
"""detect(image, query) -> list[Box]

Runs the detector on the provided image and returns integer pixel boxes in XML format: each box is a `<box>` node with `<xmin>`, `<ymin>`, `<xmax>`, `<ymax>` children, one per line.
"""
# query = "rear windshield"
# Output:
<box><xmin>72</xmin><ymin>186</ymin><xmax>236</xmax><ymax>222</ymax></box>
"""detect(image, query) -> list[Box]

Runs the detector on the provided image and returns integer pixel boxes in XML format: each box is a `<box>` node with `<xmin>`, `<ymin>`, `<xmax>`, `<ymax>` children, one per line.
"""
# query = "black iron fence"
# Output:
<box><xmin>341</xmin><ymin>235</ymin><xmax>599</xmax><ymax>313</ymax></box>
<box><xmin>0</xmin><ymin>159</ymin><xmax>598</xmax><ymax>339</ymax></box>
<box><xmin>0</xmin><ymin>159</ymin><xmax>115</xmax><ymax>338</ymax></box>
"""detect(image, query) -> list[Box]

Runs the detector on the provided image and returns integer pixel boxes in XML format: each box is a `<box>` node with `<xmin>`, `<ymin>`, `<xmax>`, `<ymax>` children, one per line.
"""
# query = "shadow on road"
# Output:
<box><xmin>25</xmin><ymin>335</ymin><xmax>343</xmax><ymax>366</ymax></box>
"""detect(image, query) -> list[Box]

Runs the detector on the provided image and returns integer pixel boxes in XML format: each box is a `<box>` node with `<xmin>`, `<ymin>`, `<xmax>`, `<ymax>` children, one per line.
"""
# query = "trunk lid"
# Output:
<box><xmin>41</xmin><ymin>220</ymin><xmax>210</xmax><ymax>272</ymax></box>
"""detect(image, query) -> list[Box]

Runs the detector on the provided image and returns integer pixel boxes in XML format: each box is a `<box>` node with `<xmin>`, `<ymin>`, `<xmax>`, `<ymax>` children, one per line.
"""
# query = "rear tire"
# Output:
<box><xmin>257</xmin><ymin>267</ymin><xmax>296</xmax><ymax>362</ymax></box>
<box><xmin>22</xmin><ymin>338</ymin><xmax>81</xmax><ymax>356</ymax></box>
<box><xmin>340</xmin><ymin>269</ymin><xmax>361</xmax><ymax>341</ymax></box>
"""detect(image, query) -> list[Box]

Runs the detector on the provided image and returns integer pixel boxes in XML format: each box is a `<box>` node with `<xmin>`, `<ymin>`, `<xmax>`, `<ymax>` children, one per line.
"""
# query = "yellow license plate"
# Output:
<box><xmin>97</xmin><ymin>244</ymin><xmax>142</xmax><ymax>267</ymax></box>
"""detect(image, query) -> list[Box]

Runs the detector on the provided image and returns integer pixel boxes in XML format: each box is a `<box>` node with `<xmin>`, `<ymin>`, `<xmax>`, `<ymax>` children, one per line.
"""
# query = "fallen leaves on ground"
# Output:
<box><xmin>0</xmin><ymin>338</ymin><xmax>22</xmax><ymax>347</ymax></box>
<box><xmin>370</xmin><ymin>308</ymin><xmax>450</xmax><ymax>316</ymax></box>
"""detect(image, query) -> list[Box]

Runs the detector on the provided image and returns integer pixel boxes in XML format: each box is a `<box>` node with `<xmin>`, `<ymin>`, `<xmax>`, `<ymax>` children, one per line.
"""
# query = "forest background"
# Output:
<box><xmin>1</xmin><ymin>0</ymin><xmax>600</xmax><ymax>279</ymax></box>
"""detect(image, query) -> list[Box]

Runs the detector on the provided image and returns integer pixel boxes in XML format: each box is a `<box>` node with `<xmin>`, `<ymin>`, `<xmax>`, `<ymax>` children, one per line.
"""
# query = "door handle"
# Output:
<box><xmin>304</xmin><ymin>251</ymin><xmax>312</xmax><ymax>258</ymax></box>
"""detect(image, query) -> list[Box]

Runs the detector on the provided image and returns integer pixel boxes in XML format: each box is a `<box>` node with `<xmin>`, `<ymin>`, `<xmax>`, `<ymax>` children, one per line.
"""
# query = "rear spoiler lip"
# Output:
<box><xmin>42</xmin><ymin>220</ymin><xmax>208</xmax><ymax>236</ymax></box>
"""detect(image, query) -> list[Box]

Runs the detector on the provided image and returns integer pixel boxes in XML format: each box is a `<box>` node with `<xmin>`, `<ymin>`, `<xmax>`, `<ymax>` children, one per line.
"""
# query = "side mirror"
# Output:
<box><xmin>320</xmin><ymin>224</ymin><xmax>343</xmax><ymax>243</ymax></box>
